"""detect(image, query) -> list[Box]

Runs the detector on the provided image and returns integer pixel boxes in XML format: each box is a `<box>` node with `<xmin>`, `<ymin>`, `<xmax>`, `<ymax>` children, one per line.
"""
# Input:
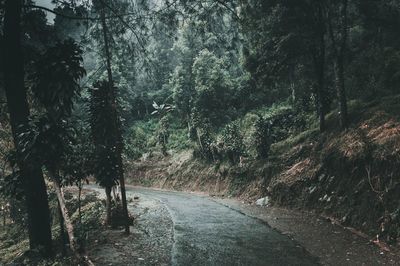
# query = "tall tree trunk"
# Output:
<box><xmin>314</xmin><ymin>3</ymin><xmax>327</xmax><ymax>132</ymax></box>
<box><xmin>3</xmin><ymin>0</ymin><xmax>52</xmax><ymax>256</ymax></box>
<box><xmin>336</xmin><ymin>0</ymin><xmax>348</xmax><ymax>129</ymax></box>
<box><xmin>58</xmin><ymin>201</ymin><xmax>67</xmax><ymax>256</ymax></box>
<box><xmin>328</xmin><ymin>0</ymin><xmax>349</xmax><ymax>129</ymax></box>
<box><xmin>316</xmin><ymin>41</ymin><xmax>326</xmax><ymax>132</ymax></box>
<box><xmin>334</xmin><ymin>56</ymin><xmax>348</xmax><ymax>129</ymax></box>
<box><xmin>99</xmin><ymin>2</ymin><xmax>130</xmax><ymax>234</ymax></box>
<box><xmin>105</xmin><ymin>186</ymin><xmax>112</xmax><ymax>225</ymax></box>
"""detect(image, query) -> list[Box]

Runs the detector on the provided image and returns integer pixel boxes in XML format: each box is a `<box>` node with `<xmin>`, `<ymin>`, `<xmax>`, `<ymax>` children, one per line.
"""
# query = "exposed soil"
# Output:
<box><xmin>83</xmin><ymin>187</ymin><xmax>173</xmax><ymax>266</ymax></box>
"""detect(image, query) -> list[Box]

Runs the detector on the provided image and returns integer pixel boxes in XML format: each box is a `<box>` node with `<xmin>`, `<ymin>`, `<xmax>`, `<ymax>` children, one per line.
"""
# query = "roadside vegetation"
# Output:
<box><xmin>0</xmin><ymin>0</ymin><xmax>400</xmax><ymax>264</ymax></box>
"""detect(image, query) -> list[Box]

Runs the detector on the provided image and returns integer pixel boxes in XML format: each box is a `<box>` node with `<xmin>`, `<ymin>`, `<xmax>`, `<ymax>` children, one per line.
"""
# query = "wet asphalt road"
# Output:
<box><xmin>129</xmin><ymin>187</ymin><xmax>319</xmax><ymax>266</ymax></box>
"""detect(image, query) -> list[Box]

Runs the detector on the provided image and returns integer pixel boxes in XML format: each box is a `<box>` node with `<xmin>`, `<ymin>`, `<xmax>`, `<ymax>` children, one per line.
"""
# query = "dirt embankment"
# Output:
<box><xmin>126</xmin><ymin>96</ymin><xmax>400</xmax><ymax>243</ymax></box>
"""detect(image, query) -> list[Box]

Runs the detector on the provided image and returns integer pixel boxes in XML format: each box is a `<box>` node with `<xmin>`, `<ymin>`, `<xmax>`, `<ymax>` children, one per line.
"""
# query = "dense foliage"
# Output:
<box><xmin>0</xmin><ymin>0</ymin><xmax>399</xmax><ymax>262</ymax></box>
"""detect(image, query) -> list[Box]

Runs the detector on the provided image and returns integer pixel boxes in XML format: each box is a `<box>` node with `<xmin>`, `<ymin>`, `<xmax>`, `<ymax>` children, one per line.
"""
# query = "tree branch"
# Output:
<box><xmin>25</xmin><ymin>4</ymin><xmax>97</xmax><ymax>21</ymax></box>
<box><xmin>214</xmin><ymin>0</ymin><xmax>240</xmax><ymax>21</ymax></box>
<box><xmin>25</xmin><ymin>5</ymin><xmax>141</xmax><ymax>22</ymax></box>
<box><xmin>98</xmin><ymin>0</ymin><xmax>148</xmax><ymax>56</ymax></box>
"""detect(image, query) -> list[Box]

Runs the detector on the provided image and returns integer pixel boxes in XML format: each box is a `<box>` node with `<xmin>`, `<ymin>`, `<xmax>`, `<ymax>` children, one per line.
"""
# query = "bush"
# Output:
<box><xmin>252</xmin><ymin>115</ymin><xmax>272</xmax><ymax>159</ymax></box>
<box><xmin>266</xmin><ymin>107</ymin><xmax>305</xmax><ymax>142</ymax></box>
<box><xmin>192</xmin><ymin>126</ymin><xmax>215</xmax><ymax>161</ymax></box>
<box><xmin>221</xmin><ymin>122</ymin><xmax>245</xmax><ymax>163</ymax></box>
<box><xmin>124</xmin><ymin>126</ymin><xmax>147</xmax><ymax>159</ymax></box>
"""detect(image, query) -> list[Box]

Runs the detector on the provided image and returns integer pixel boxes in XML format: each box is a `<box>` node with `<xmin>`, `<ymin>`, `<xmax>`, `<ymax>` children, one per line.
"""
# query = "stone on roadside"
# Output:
<box><xmin>256</xmin><ymin>196</ymin><xmax>270</xmax><ymax>206</ymax></box>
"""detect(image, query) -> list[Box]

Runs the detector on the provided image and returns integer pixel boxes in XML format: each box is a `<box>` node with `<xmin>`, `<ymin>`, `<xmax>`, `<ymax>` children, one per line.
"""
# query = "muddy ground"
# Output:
<box><xmin>84</xmin><ymin>187</ymin><xmax>173</xmax><ymax>266</ymax></box>
<box><xmin>215</xmin><ymin>197</ymin><xmax>400</xmax><ymax>265</ymax></box>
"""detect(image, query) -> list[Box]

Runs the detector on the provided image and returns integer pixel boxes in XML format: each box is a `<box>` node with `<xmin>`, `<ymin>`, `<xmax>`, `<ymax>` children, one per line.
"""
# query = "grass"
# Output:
<box><xmin>271</xmin><ymin>127</ymin><xmax>320</xmax><ymax>156</ymax></box>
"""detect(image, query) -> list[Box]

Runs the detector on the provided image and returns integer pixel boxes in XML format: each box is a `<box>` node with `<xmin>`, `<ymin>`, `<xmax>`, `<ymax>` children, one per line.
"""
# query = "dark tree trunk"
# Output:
<box><xmin>312</xmin><ymin>3</ymin><xmax>327</xmax><ymax>133</ymax></box>
<box><xmin>317</xmin><ymin>5</ymin><xmax>327</xmax><ymax>132</ymax></box>
<box><xmin>99</xmin><ymin>3</ymin><xmax>130</xmax><ymax>234</ymax></box>
<box><xmin>58</xmin><ymin>201</ymin><xmax>67</xmax><ymax>256</ymax></box>
<box><xmin>334</xmin><ymin>56</ymin><xmax>348</xmax><ymax>128</ymax></box>
<box><xmin>316</xmin><ymin>37</ymin><xmax>326</xmax><ymax>132</ymax></box>
<box><xmin>317</xmin><ymin>72</ymin><xmax>326</xmax><ymax>132</ymax></box>
<box><xmin>105</xmin><ymin>186</ymin><xmax>112</xmax><ymax>225</ymax></box>
<box><xmin>3</xmin><ymin>0</ymin><xmax>52</xmax><ymax>256</ymax></box>
<box><xmin>328</xmin><ymin>0</ymin><xmax>349</xmax><ymax>129</ymax></box>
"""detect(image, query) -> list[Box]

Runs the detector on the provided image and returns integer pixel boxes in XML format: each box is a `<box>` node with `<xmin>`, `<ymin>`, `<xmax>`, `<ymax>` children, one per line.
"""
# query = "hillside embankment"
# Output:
<box><xmin>126</xmin><ymin>96</ymin><xmax>400</xmax><ymax>244</ymax></box>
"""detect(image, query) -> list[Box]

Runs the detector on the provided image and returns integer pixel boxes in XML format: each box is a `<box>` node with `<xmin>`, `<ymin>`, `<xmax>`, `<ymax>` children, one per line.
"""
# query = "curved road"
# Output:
<box><xmin>128</xmin><ymin>187</ymin><xmax>319</xmax><ymax>266</ymax></box>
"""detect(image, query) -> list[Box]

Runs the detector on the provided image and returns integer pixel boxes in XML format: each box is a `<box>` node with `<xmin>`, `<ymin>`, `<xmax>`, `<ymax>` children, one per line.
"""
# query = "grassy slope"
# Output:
<box><xmin>128</xmin><ymin>95</ymin><xmax>400</xmax><ymax>239</ymax></box>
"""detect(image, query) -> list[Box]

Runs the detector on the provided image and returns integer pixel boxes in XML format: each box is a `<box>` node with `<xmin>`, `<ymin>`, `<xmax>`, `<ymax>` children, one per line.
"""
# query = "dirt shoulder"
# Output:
<box><xmin>73</xmin><ymin>186</ymin><xmax>174</xmax><ymax>266</ymax></box>
<box><xmin>213</xmin><ymin>197</ymin><xmax>400</xmax><ymax>266</ymax></box>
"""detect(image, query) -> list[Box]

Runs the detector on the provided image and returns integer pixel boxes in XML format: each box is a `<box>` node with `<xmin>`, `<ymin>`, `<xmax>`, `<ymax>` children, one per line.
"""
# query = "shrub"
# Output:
<box><xmin>252</xmin><ymin>115</ymin><xmax>272</xmax><ymax>159</ymax></box>
<box><xmin>124</xmin><ymin>126</ymin><xmax>147</xmax><ymax>159</ymax></box>
<box><xmin>221</xmin><ymin>122</ymin><xmax>245</xmax><ymax>163</ymax></box>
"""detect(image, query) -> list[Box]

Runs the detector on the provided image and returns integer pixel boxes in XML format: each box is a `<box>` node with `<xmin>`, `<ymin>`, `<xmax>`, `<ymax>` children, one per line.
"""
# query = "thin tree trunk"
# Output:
<box><xmin>3</xmin><ymin>0</ymin><xmax>52</xmax><ymax>256</ymax></box>
<box><xmin>315</xmin><ymin>3</ymin><xmax>326</xmax><ymax>132</ymax></box>
<box><xmin>334</xmin><ymin>57</ymin><xmax>348</xmax><ymax>128</ymax></box>
<box><xmin>78</xmin><ymin>180</ymin><xmax>82</xmax><ymax>225</ymax></box>
<box><xmin>187</xmin><ymin>114</ymin><xmax>191</xmax><ymax>138</ymax></box>
<box><xmin>58</xmin><ymin>201</ymin><xmax>67</xmax><ymax>256</ymax></box>
<box><xmin>52</xmin><ymin>177</ymin><xmax>78</xmax><ymax>254</ymax></box>
<box><xmin>316</xmin><ymin>50</ymin><xmax>326</xmax><ymax>132</ymax></box>
<box><xmin>105</xmin><ymin>186</ymin><xmax>112</xmax><ymax>225</ymax></box>
<box><xmin>328</xmin><ymin>0</ymin><xmax>349</xmax><ymax>130</ymax></box>
<box><xmin>336</xmin><ymin>0</ymin><xmax>348</xmax><ymax>129</ymax></box>
<box><xmin>112</xmin><ymin>186</ymin><xmax>117</xmax><ymax>201</ymax></box>
<box><xmin>118</xmin><ymin>171</ymin><xmax>130</xmax><ymax>233</ymax></box>
<box><xmin>99</xmin><ymin>2</ymin><xmax>130</xmax><ymax>234</ymax></box>
<box><xmin>51</xmin><ymin>174</ymin><xmax>94</xmax><ymax>265</ymax></box>
<box><xmin>197</xmin><ymin>129</ymin><xmax>204</xmax><ymax>153</ymax></box>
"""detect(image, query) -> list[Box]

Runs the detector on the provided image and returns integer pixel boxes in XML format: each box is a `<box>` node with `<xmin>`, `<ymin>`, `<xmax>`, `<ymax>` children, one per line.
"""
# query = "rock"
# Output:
<box><xmin>256</xmin><ymin>196</ymin><xmax>270</xmax><ymax>206</ymax></box>
<box><xmin>134</xmin><ymin>196</ymin><xmax>139</xmax><ymax>200</ymax></box>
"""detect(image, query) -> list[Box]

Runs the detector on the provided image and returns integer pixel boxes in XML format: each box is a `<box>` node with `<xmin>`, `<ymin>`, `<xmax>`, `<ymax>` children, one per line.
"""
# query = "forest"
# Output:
<box><xmin>1</xmin><ymin>0</ymin><xmax>400</xmax><ymax>265</ymax></box>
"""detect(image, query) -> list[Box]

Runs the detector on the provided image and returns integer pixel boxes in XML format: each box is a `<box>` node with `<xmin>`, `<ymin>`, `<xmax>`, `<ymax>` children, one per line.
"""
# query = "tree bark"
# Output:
<box><xmin>99</xmin><ymin>1</ymin><xmax>130</xmax><ymax>234</ymax></box>
<box><xmin>58</xmin><ymin>201</ymin><xmax>67</xmax><ymax>256</ymax></box>
<box><xmin>334</xmin><ymin>57</ymin><xmax>348</xmax><ymax>129</ymax></box>
<box><xmin>317</xmin><ymin>71</ymin><xmax>326</xmax><ymax>132</ymax></box>
<box><xmin>3</xmin><ymin>0</ymin><xmax>52</xmax><ymax>256</ymax></box>
<box><xmin>316</xmin><ymin>4</ymin><xmax>327</xmax><ymax>132</ymax></box>
<box><xmin>52</xmin><ymin>177</ymin><xmax>78</xmax><ymax>254</ymax></box>
<box><xmin>51</xmin><ymin>175</ymin><xmax>94</xmax><ymax>265</ymax></box>
<box><xmin>315</xmin><ymin>44</ymin><xmax>326</xmax><ymax>132</ymax></box>
<box><xmin>105</xmin><ymin>186</ymin><xmax>112</xmax><ymax>225</ymax></box>
<box><xmin>2</xmin><ymin>207</ymin><xmax>5</xmax><ymax>226</ymax></box>
<box><xmin>328</xmin><ymin>0</ymin><xmax>349</xmax><ymax>129</ymax></box>
<box><xmin>78</xmin><ymin>180</ymin><xmax>82</xmax><ymax>225</ymax></box>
